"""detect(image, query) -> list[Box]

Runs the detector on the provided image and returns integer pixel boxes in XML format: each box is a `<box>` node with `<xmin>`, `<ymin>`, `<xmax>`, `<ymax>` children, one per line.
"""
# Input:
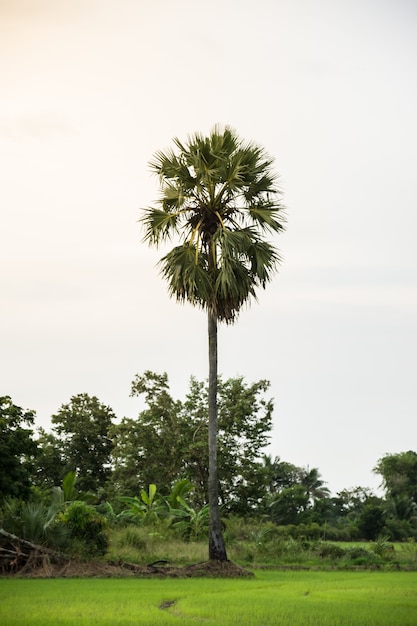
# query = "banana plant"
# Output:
<box><xmin>170</xmin><ymin>497</ymin><xmax>210</xmax><ymax>540</ymax></box>
<box><xmin>165</xmin><ymin>478</ymin><xmax>194</xmax><ymax>512</ymax></box>
<box><xmin>118</xmin><ymin>484</ymin><xmax>168</xmax><ymax>524</ymax></box>
<box><xmin>50</xmin><ymin>471</ymin><xmax>94</xmax><ymax>514</ymax></box>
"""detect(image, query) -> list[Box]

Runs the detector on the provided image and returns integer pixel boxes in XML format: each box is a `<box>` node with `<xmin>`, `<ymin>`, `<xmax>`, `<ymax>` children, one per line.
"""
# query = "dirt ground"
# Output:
<box><xmin>3</xmin><ymin>555</ymin><xmax>254</xmax><ymax>579</ymax></box>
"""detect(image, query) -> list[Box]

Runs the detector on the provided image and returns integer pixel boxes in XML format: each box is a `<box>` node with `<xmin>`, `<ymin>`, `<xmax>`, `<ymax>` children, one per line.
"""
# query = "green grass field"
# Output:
<box><xmin>1</xmin><ymin>570</ymin><xmax>417</xmax><ymax>625</ymax></box>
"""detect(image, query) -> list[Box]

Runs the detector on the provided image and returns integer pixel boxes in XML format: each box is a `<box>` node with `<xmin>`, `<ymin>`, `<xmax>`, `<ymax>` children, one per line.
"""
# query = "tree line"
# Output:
<box><xmin>2</xmin><ymin>373</ymin><xmax>417</xmax><ymax>542</ymax></box>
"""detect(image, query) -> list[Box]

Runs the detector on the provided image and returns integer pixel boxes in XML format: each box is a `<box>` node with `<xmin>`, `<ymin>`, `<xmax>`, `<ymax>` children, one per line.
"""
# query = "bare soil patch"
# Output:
<box><xmin>5</xmin><ymin>558</ymin><xmax>253</xmax><ymax>579</ymax></box>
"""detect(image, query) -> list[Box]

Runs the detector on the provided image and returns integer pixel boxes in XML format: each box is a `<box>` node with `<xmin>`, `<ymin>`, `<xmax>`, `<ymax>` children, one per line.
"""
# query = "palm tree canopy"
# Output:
<box><xmin>141</xmin><ymin>125</ymin><xmax>285</xmax><ymax>323</ymax></box>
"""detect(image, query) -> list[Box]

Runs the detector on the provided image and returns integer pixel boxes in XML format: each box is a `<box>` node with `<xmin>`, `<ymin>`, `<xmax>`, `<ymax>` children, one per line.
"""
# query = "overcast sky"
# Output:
<box><xmin>2</xmin><ymin>0</ymin><xmax>416</xmax><ymax>495</ymax></box>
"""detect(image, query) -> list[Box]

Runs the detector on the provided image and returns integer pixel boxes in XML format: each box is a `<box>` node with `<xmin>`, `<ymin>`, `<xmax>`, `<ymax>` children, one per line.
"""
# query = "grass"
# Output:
<box><xmin>107</xmin><ymin>526</ymin><xmax>208</xmax><ymax>565</ymax></box>
<box><xmin>1</xmin><ymin>570</ymin><xmax>417</xmax><ymax>625</ymax></box>
<box><xmin>106</xmin><ymin>526</ymin><xmax>417</xmax><ymax>570</ymax></box>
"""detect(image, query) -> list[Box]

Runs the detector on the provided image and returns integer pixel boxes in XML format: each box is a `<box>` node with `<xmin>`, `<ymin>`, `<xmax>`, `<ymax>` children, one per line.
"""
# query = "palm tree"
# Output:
<box><xmin>300</xmin><ymin>467</ymin><xmax>330</xmax><ymax>505</ymax></box>
<box><xmin>141</xmin><ymin>125</ymin><xmax>285</xmax><ymax>560</ymax></box>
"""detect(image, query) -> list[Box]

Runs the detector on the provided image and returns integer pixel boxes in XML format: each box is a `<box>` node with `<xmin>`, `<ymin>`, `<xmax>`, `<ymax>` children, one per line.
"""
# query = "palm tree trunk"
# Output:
<box><xmin>207</xmin><ymin>307</ymin><xmax>228</xmax><ymax>561</ymax></box>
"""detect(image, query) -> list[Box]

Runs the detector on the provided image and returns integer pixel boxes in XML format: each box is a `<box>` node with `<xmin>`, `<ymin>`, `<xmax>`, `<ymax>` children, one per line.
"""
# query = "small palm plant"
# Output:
<box><xmin>142</xmin><ymin>126</ymin><xmax>285</xmax><ymax>560</ymax></box>
<box><xmin>0</xmin><ymin>498</ymin><xmax>67</xmax><ymax>547</ymax></box>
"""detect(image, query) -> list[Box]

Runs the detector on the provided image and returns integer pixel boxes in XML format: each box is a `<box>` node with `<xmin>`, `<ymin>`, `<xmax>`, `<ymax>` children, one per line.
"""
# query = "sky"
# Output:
<box><xmin>2</xmin><ymin>0</ymin><xmax>417</xmax><ymax>496</ymax></box>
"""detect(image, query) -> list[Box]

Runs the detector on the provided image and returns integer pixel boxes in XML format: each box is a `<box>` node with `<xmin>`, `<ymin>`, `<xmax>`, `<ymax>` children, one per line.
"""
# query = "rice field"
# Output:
<box><xmin>1</xmin><ymin>570</ymin><xmax>417</xmax><ymax>625</ymax></box>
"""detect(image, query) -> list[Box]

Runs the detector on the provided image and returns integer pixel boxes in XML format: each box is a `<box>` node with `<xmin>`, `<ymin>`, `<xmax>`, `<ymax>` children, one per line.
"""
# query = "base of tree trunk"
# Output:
<box><xmin>208</xmin><ymin>529</ymin><xmax>228</xmax><ymax>562</ymax></box>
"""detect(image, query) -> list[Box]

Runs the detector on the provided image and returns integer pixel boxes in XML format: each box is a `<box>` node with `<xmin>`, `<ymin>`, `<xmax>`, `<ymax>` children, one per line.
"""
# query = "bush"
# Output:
<box><xmin>0</xmin><ymin>497</ymin><xmax>67</xmax><ymax>548</ymax></box>
<box><xmin>321</xmin><ymin>526</ymin><xmax>353</xmax><ymax>542</ymax></box>
<box><xmin>117</xmin><ymin>527</ymin><xmax>147</xmax><ymax>550</ymax></box>
<box><xmin>383</xmin><ymin>518</ymin><xmax>417</xmax><ymax>542</ymax></box>
<box><xmin>59</xmin><ymin>501</ymin><xmax>108</xmax><ymax>556</ymax></box>
<box><xmin>314</xmin><ymin>542</ymin><xmax>347</xmax><ymax>559</ymax></box>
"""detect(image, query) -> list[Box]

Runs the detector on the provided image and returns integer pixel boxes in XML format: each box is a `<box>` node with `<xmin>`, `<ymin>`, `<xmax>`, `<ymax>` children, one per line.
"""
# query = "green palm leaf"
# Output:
<box><xmin>141</xmin><ymin>125</ymin><xmax>285</xmax><ymax>322</ymax></box>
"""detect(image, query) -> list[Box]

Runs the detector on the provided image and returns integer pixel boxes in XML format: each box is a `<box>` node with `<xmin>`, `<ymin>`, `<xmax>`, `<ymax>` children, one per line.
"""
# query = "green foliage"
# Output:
<box><xmin>0</xmin><ymin>472</ymin><xmax>97</xmax><ymax>550</ymax></box>
<box><xmin>118</xmin><ymin>484</ymin><xmax>168</xmax><ymax>525</ymax></box>
<box><xmin>54</xmin><ymin>470</ymin><xmax>78</xmax><ymax>504</ymax></box>
<box><xmin>182</xmin><ymin>375</ymin><xmax>275</xmax><ymax>512</ymax></box>
<box><xmin>357</xmin><ymin>501</ymin><xmax>386</xmax><ymax>540</ymax></box>
<box><xmin>141</xmin><ymin>125</ymin><xmax>285</xmax><ymax>324</ymax></box>
<box><xmin>315</xmin><ymin>542</ymin><xmax>346</xmax><ymax>559</ymax></box>
<box><xmin>260</xmin><ymin>456</ymin><xmax>334</xmax><ymax>528</ymax></box>
<box><xmin>371</xmin><ymin>535</ymin><xmax>394</xmax><ymax>559</ymax></box>
<box><xmin>165</xmin><ymin>479</ymin><xmax>194</xmax><ymax>510</ymax></box>
<box><xmin>116</xmin><ymin>481</ymin><xmax>213</xmax><ymax>541</ymax></box>
<box><xmin>108</xmin><ymin>526</ymin><xmax>207</xmax><ymax>565</ymax></box>
<box><xmin>0</xmin><ymin>396</ymin><xmax>38</xmax><ymax>500</ymax></box>
<box><xmin>0</xmin><ymin>497</ymin><xmax>67</xmax><ymax>548</ymax></box>
<box><xmin>50</xmin><ymin>394</ymin><xmax>116</xmax><ymax>493</ymax></box>
<box><xmin>171</xmin><ymin>499</ymin><xmax>210</xmax><ymax>540</ymax></box>
<box><xmin>268</xmin><ymin>485</ymin><xmax>310</xmax><ymax>525</ymax></box>
<box><xmin>375</xmin><ymin>451</ymin><xmax>417</xmax><ymax>504</ymax></box>
<box><xmin>112</xmin><ymin>371</ymin><xmax>274</xmax><ymax>513</ymax></box>
<box><xmin>32</xmin><ymin>429</ymin><xmax>66</xmax><ymax>492</ymax></box>
<box><xmin>116</xmin><ymin>526</ymin><xmax>148</xmax><ymax>550</ymax></box>
<box><xmin>50</xmin><ymin>471</ymin><xmax>96</xmax><ymax>514</ymax></box>
<box><xmin>111</xmin><ymin>372</ymin><xmax>185</xmax><ymax>493</ymax></box>
<box><xmin>383</xmin><ymin>516</ymin><xmax>417</xmax><ymax>541</ymax></box>
<box><xmin>59</xmin><ymin>501</ymin><xmax>108</xmax><ymax>556</ymax></box>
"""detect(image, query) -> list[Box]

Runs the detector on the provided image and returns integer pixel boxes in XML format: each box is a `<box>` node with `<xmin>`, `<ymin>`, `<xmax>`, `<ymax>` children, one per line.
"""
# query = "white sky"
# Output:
<box><xmin>2</xmin><ymin>0</ymin><xmax>417</xmax><ymax>495</ymax></box>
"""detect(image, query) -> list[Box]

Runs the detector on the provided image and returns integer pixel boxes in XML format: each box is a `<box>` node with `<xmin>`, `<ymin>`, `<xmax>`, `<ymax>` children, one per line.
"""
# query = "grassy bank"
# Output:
<box><xmin>1</xmin><ymin>570</ymin><xmax>417</xmax><ymax>625</ymax></box>
<box><xmin>105</xmin><ymin>525</ymin><xmax>417</xmax><ymax>570</ymax></box>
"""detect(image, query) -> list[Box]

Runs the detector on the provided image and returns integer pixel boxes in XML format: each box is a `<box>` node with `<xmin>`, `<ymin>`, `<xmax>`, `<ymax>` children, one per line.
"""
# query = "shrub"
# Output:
<box><xmin>347</xmin><ymin>547</ymin><xmax>378</xmax><ymax>566</ymax></box>
<box><xmin>321</xmin><ymin>526</ymin><xmax>353</xmax><ymax>542</ymax></box>
<box><xmin>0</xmin><ymin>497</ymin><xmax>67</xmax><ymax>548</ymax></box>
<box><xmin>117</xmin><ymin>527</ymin><xmax>147</xmax><ymax>550</ymax></box>
<box><xmin>372</xmin><ymin>535</ymin><xmax>395</xmax><ymax>559</ymax></box>
<box><xmin>314</xmin><ymin>542</ymin><xmax>347</xmax><ymax>559</ymax></box>
<box><xmin>59</xmin><ymin>501</ymin><xmax>108</xmax><ymax>556</ymax></box>
<box><xmin>384</xmin><ymin>518</ymin><xmax>417</xmax><ymax>542</ymax></box>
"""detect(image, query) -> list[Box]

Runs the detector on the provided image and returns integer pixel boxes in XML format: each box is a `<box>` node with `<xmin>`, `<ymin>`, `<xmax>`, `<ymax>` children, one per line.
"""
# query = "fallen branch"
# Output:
<box><xmin>0</xmin><ymin>528</ymin><xmax>69</xmax><ymax>574</ymax></box>
<box><xmin>0</xmin><ymin>529</ymin><xmax>66</xmax><ymax>557</ymax></box>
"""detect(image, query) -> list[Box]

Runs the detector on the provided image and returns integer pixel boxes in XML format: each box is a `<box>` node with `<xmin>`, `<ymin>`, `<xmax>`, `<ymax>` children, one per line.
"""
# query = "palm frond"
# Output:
<box><xmin>159</xmin><ymin>244</ymin><xmax>212</xmax><ymax>305</ymax></box>
<box><xmin>141</xmin><ymin>208</ymin><xmax>180</xmax><ymax>244</ymax></box>
<box><xmin>248</xmin><ymin>205</ymin><xmax>286</xmax><ymax>233</ymax></box>
<box><xmin>141</xmin><ymin>125</ymin><xmax>285</xmax><ymax>322</ymax></box>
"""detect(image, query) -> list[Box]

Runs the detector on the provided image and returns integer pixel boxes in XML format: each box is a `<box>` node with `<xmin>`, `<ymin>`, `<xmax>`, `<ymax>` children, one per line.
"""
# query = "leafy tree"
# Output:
<box><xmin>332</xmin><ymin>487</ymin><xmax>376</xmax><ymax>518</ymax></box>
<box><xmin>110</xmin><ymin>372</ymin><xmax>184</xmax><ymax>496</ymax></box>
<box><xmin>262</xmin><ymin>455</ymin><xmax>303</xmax><ymax>494</ymax></box>
<box><xmin>111</xmin><ymin>371</ymin><xmax>274</xmax><ymax>514</ymax></box>
<box><xmin>141</xmin><ymin>126</ymin><xmax>285</xmax><ymax>559</ymax></box>
<box><xmin>50</xmin><ymin>394</ymin><xmax>116</xmax><ymax>493</ymax></box>
<box><xmin>374</xmin><ymin>451</ymin><xmax>417</xmax><ymax>505</ymax></box>
<box><xmin>373</xmin><ymin>452</ymin><xmax>417</xmax><ymax>539</ymax></box>
<box><xmin>357</xmin><ymin>499</ymin><xmax>386</xmax><ymax>540</ymax></box>
<box><xmin>268</xmin><ymin>485</ymin><xmax>309</xmax><ymax>525</ymax></box>
<box><xmin>261</xmin><ymin>456</ymin><xmax>332</xmax><ymax>526</ymax></box>
<box><xmin>33</xmin><ymin>428</ymin><xmax>66</xmax><ymax>492</ymax></box>
<box><xmin>330</xmin><ymin>487</ymin><xmax>380</xmax><ymax>539</ymax></box>
<box><xmin>0</xmin><ymin>396</ymin><xmax>38</xmax><ymax>500</ymax></box>
<box><xmin>185</xmin><ymin>376</ymin><xmax>274</xmax><ymax>513</ymax></box>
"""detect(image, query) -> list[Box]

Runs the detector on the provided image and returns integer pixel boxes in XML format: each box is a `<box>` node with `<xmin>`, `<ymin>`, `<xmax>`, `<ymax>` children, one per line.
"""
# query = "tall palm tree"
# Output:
<box><xmin>141</xmin><ymin>126</ymin><xmax>285</xmax><ymax>560</ymax></box>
